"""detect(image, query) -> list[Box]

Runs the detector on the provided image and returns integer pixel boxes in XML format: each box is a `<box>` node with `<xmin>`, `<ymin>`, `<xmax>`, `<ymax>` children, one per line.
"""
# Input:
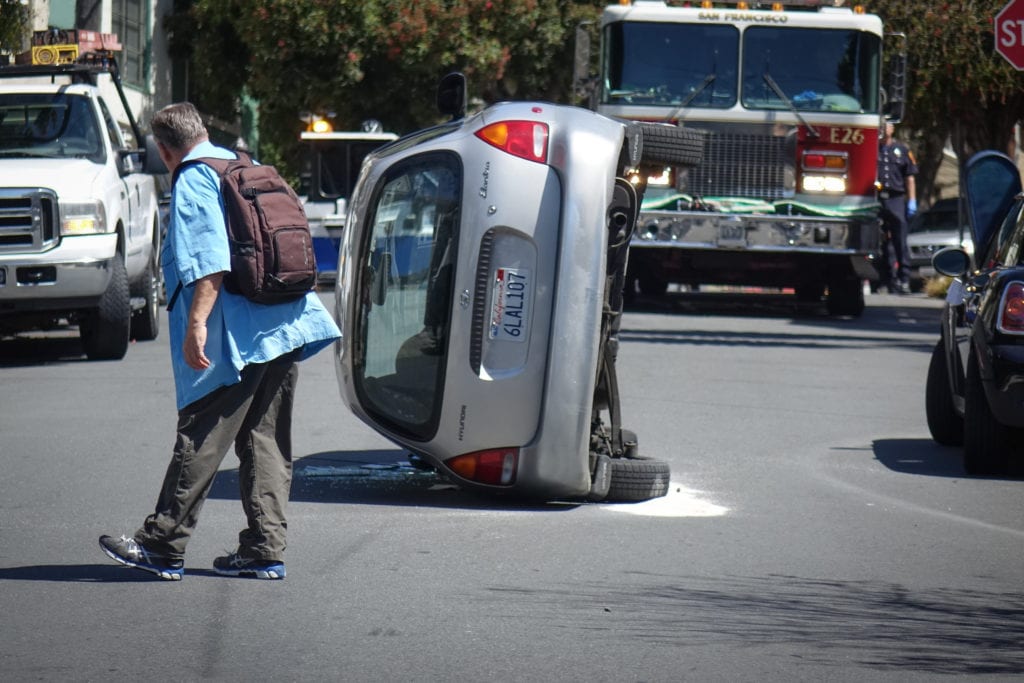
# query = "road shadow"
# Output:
<box><xmin>0</xmin><ymin>332</ymin><xmax>88</xmax><ymax>366</ymax></box>
<box><xmin>874</xmin><ymin>438</ymin><xmax>1024</xmax><ymax>479</ymax></box>
<box><xmin>483</xmin><ymin>573</ymin><xmax>1024</xmax><ymax>675</ymax></box>
<box><xmin>207</xmin><ymin>448</ymin><xmax>581</xmax><ymax>512</ymax></box>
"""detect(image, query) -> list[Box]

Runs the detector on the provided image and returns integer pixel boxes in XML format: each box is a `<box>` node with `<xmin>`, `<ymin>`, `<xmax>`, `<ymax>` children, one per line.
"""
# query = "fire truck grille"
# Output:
<box><xmin>685</xmin><ymin>132</ymin><xmax>787</xmax><ymax>201</ymax></box>
<box><xmin>0</xmin><ymin>190</ymin><xmax>58</xmax><ymax>253</ymax></box>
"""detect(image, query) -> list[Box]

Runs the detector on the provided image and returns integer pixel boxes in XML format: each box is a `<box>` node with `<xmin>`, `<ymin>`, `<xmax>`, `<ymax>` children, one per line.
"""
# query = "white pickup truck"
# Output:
<box><xmin>0</xmin><ymin>59</ymin><xmax>165</xmax><ymax>359</ymax></box>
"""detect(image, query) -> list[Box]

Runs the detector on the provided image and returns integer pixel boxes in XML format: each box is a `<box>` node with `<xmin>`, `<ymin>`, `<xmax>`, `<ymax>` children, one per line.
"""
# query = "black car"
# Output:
<box><xmin>925</xmin><ymin>150</ymin><xmax>1024</xmax><ymax>474</ymax></box>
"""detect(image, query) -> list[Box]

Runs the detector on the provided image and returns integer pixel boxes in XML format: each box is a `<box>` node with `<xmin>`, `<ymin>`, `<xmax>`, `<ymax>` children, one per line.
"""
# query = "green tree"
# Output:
<box><xmin>0</xmin><ymin>0</ymin><xmax>30</xmax><ymax>56</ymax></box>
<box><xmin>867</xmin><ymin>0</ymin><xmax>1024</xmax><ymax>204</ymax></box>
<box><xmin>166</xmin><ymin>0</ymin><xmax>604</xmax><ymax>176</ymax></box>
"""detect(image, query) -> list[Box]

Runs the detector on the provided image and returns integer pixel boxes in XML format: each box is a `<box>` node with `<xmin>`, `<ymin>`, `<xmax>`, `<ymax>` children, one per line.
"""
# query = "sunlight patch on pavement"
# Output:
<box><xmin>600</xmin><ymin>482</ymin><xmax>729</xmax><ymax>517</ymax></box>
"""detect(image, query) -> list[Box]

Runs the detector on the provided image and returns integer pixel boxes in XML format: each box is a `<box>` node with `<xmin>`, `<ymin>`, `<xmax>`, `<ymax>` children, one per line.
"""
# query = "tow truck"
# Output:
<box><xmin>0</xmin><ymin>30</ymin><xmax>165</xmax><ymax>359</ymax></box>
<box><xmin>577</xmin><ymin>0</ymin><xmax>908</xmax><ymax>316</ymax></box>
<box><xmin>297</xmin><ymin>119</ymin><xmax>397</xmax><ymax>281</ymax></box>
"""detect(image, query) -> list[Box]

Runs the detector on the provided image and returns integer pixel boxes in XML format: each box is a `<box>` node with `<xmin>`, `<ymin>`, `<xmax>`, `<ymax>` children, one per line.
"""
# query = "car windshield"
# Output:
<box><xmin>992</xmin><ymin>199</ymin><xmax>1024</xmax><ymax>268</ymax></box>
<box><xmin>602</xmin><ymin>22</ymin><xmax>880</xmax><ymax>114</ymax></box>
<box><xmin>741</xmin><ymin>27</ymin><xmax>880</xmax><ymax>113</ymax></box>
<box><xmin>299</xmin><ymin>140</ymin><xmax>390</xmax><ymax>201</ymax></box>
<box><xmin>909</xmin><ymin>200</ymin><xmax>962</xmax><ymax>233</ymax></box>
<box><xmin>603</xmin><ymin>21</ymin><xmax>739</xmax><ymax>108</ymax></box>
<box><xmin>0</xmin><ymin>93</ymin><xmax>104</xmax><ymax>162</ymax></box>
<box><xmin>354</xmin><ymin>152</ymin><xmax>461</xmax><ymax>439</ymax></box>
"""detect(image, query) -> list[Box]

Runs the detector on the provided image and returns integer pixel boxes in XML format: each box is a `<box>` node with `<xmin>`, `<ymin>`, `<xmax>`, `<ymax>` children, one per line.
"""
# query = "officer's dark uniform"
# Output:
<box><xmin>877</xmin><ymin>135</ymin><xmax>918</xmax><ymax>291</ymax></box>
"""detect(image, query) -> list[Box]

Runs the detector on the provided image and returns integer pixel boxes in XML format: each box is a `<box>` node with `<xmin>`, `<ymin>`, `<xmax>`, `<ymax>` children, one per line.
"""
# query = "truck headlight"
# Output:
<box><xmin>802</xmin><ymin>175</ymin><xmax>847</xmax><ymax>193</ymax></box>
<box><xmin>60</xmin><ymin>201</ymin><xmax>108</xmax><ymax>235</ymax></box>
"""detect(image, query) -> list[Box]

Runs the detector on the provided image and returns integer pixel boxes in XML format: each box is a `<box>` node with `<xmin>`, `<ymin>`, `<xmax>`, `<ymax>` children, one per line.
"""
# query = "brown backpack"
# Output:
<box><xmin>169</xmin><ymin>152</ymin><xmax>316</xmax><ymax>308</ymax></box>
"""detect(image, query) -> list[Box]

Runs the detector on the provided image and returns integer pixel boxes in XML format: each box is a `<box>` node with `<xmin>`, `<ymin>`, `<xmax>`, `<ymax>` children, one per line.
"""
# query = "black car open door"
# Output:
<box><xmin>963</xmin><ymin>151</ymin><xmax>1022</xmax><ymax>258</ymax></box>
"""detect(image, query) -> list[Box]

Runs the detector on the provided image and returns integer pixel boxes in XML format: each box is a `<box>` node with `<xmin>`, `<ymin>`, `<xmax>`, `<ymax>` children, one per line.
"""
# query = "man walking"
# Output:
<box><xmin>877</xmin><ymin>121</ymin><xmax>918</xmax><ymax>293</ymax></box>
<box><xmin>99</xmin><ymin>102</ymin><xmax>340</xmax><ymax>580</ymax></box>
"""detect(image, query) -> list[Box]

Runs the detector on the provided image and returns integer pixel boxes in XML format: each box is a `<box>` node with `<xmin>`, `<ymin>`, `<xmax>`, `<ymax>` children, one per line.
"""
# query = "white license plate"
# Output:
<box><xmin>489</xmin><ymin>267</ymin><xmax>530</xmax><ymax>342</ymax></box>
<box><xmin>717</xmin><ymin>223</ymin><xmax>746</xmax><ymax>248</ymax></box>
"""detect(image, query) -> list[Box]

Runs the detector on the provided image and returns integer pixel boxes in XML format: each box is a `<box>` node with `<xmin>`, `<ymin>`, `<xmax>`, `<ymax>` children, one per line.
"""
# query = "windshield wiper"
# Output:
<box><xmin>762</xmin><ymin>71</ymin><xmax>820</xmax><ymax>138</ymax></box>
<box><xmin>679</xmin><ymin>72</ymin><xmax>716</xmax><ymax>109</ymax></box>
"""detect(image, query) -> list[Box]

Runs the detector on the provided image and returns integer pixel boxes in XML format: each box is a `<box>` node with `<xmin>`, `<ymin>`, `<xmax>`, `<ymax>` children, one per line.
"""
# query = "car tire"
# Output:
<box><xmin>825</xmin><ymin>276</ymin><xmax>865</xmax><ymax>317</ymax></box>
<box><xmin>963</xmin><ymin>350</ymin><xmax>1011</xmax><ymax>475</ymax></box>
<box><xmin>606</xmin><ymin>456</ymin><xmax>670</xmax><ymax>502</ymax></box>
<box><xmin>130</xmin><ymin>249</ymin><xmax>161</xmax><ymax>341</ymax></box>
<box><xmin>925</xmin><ymin>338</ymin><xmax>963</xmax><ymax>446</ymax></box>
<box><xmin>637</xmin><ymin>123</ymin><xmax>706</xmax><ymax>168</ymax></box>
<box><xmin>80</xmin><ymin>257</ymin><xmax>130</xmax><ymax>361</ymax></box>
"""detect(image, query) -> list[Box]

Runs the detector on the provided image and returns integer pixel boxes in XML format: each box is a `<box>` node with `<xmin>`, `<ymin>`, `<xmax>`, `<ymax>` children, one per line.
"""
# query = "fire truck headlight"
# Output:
<box><xmin>802</xmin><ymin>175</ymin><xmax>847</xmax><ymax>194</ymax></box>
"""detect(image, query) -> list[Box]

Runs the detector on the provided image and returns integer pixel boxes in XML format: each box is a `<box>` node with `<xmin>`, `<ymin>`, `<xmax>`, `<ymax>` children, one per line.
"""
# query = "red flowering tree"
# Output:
<box><xmin>166</xmin><ymin>0</ymin><xmax>605</xmax><ymax>173</ymax></box>
<box><xmin>867</xmin><ymin>0</ymin><xmax>1024</xmax><ymax>203</ymax></box>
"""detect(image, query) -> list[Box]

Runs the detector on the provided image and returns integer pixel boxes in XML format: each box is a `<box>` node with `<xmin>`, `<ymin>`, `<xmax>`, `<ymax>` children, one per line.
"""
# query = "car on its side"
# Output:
<box><xmin>906</xmin><ymin>196</ymin><xmax>972</xmax><ymax>291</ymax></box>
<box><xmin>333</xmin><ymin>74</ymin><xmax>703</xmax><ymax>501</ymax></box>
<box><xmin>925</xmin><ymin>150</ymin><xmax>1024</xmax><ymax>475</ymax></box>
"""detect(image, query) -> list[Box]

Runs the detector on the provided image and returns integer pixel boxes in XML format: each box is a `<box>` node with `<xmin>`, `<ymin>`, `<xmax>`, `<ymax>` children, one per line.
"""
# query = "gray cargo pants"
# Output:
<box><xmin>135</xmin><ymin>350</ymin><xmax>300</xmax><ymax>562</ymax></box>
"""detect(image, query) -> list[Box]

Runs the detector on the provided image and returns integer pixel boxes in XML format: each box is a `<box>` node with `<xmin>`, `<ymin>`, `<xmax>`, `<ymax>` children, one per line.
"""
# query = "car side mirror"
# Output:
<box><xmin>143</xmin><ymin>134</ymin><xmax>168</xmax><ymax>175</ymax></box>
<box><xmin>932</xmin><ymin>246</ymin><xmax>970</xmax><ymax>278</ymax></box>
<box><xmin>437</xmin><ymin>72</ymin><xmax>467</xmax><ymax>121</ymax></box>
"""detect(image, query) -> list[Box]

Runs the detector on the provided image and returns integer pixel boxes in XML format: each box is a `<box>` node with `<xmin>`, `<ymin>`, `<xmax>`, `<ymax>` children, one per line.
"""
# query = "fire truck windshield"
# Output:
<box><xmin>602</xmin><ymin>22</ymin><xmax>880</xmax><ymax>115</ymax></box>
<box><xmin>605</xmin><ymin>22</ymin><xmax>739</xmax><ymax>108</ymax></box>
<box><xmin>742</xmin><ymin>27</ymin><xmax>880</xmax><ymax>113</ymax></box>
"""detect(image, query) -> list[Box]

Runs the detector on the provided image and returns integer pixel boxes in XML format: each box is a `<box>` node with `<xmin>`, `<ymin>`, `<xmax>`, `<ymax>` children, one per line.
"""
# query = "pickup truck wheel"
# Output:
<box><xmin>606</xmin><ymin>456</ymin><xmax>670</xmax><ymax>502</ymax></box>
<box><xmin>637</xmin><ymin>123</ymin><xmax>705</xmax><ymax>167</ymax></box>
<box><xmin>131</xmin><ymin>253</ymin><xmax>160</xmax><ymax>341</ymax></box>
<box><xmin>963</xmin><ymin>351</ymin><xmax>1011</xmax><ymax>475</ymax></box>
<box><xmin>925</xmin><ymin>338</ymin><xmax>963</xmax><ymax>446</ymax></box>
<box><xmin>80</xmin><ymin>258</ymin><xmax>130</xmax><ymax>360</ymax></box>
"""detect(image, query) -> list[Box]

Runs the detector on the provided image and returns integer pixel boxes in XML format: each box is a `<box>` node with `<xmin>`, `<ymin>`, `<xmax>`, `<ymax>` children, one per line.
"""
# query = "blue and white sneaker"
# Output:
<box><xmin>213</xmin><ymin>551</ymin><xmax>286</xmax><ymax>580</ymax></box>
<box><xmin>99</xmin><ymin>534</ymin><xmax>184</xmax><ymax>581</ymax></box>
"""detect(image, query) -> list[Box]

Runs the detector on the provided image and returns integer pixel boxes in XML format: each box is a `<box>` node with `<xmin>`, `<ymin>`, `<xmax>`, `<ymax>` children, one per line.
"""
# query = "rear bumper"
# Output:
<box><xmin>985</xmin><ymin>344</ymin><xmax>1024</xmax><ymax>428</ymax></box>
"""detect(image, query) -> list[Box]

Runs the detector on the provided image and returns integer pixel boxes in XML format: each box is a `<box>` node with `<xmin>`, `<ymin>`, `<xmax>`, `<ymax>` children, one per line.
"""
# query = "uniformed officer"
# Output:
<box><xmin>877</xmin><ymin>121</ymin><xmax>918</xmax><ymax>293</ymax></box>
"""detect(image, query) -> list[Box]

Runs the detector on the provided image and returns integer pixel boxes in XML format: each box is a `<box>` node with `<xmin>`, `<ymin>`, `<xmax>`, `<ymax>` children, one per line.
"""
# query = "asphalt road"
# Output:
<box><xmin>1</xmin><ymin>290</ymin><xmax>1022</xmax><ymax>682</ymax></box>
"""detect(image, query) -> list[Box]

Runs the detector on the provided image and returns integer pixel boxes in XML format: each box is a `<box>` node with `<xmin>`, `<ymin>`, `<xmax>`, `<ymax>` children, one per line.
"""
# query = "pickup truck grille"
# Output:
<box><xmin>0</xmin><ymin>189</ymin><xmax>58</xmax><ymax>253</ymax></box>
<box><xmin>684</xmin><ymin>131</ymin><xmax>787</xmax><ymax>201</ymax></box>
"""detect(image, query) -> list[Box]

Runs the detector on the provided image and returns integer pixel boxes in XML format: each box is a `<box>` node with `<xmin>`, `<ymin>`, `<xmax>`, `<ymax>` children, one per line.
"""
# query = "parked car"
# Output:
<box><xmin>333</xmin><ymin>74</ymin><xmax>703</xmax><ymax>501</ymax></box>
<box><xmin>906</xmin><ymin>196</ymin><xmax>972</xmax><ymax>291</ymax></box>
<box><xmin>925</xmin><ymin>150</ymin><xmax>1024</xmax><ymax>474</ymax></box>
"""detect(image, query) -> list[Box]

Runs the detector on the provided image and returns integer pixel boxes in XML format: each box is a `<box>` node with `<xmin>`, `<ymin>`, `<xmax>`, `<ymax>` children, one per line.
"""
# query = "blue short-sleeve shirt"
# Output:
<box><xmin>161</xmin><ymin>141</ymin><xmax>341</xmax><ymax>410</ymax></box>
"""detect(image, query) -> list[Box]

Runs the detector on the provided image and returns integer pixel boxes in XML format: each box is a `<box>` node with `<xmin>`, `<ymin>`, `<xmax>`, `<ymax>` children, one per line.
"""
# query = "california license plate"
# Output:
<box><xmin>489</xmin><ymin>267</ymin><xmax>530</xmax><ymax>342</ymax></box>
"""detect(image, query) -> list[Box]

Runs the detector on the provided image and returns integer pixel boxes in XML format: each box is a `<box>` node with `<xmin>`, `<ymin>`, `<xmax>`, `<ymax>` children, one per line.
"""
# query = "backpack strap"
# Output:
<box><xmin>165</xmin><ymin>151</ymin><xmax>248</xmax><ymax>312</ymax></box>
<box><xmin>171</xmin><ymin>151</ymin><xmax>248</xmax><ymax>185</ymax></box>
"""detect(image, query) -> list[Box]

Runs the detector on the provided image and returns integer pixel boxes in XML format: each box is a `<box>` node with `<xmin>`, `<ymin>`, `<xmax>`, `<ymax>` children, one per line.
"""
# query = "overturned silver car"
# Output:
<box><xmin>333</xmin><ymin>75</ymin><xmax>702</xmax><ymax>501</ymax></box>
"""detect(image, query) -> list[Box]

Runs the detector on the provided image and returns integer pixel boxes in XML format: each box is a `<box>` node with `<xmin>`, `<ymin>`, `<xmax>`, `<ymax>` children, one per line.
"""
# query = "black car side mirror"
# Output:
<box><xmin>932</xmin><ymin>246</ymin><xmax>970</xmax><ymax>278</ymax></box>
<box><xmin>437</xmin><ymin>72</ymin><xmax>467</xmax><ymax>121</ymax></box>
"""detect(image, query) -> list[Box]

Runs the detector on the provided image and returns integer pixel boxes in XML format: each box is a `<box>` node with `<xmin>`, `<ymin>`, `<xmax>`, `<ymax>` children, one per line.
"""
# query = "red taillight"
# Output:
<box><xmin>997</xmin><ymin>281</ymin><xmax>1024</xmax><ymax>334</ymax></box>
<box><xmin>802</xmin><ymin>152</ymin><xmax>847</xmax><ymax>171</ymax></box>
<box><xmin>445</xmin><ymin>448</ymin><xmax>518</xmax><ymax>485</ymax></box>
<box><xmin>475</xmin><ymin>121</ymin><xmax>549</xmax><ymax>163</ymax></box>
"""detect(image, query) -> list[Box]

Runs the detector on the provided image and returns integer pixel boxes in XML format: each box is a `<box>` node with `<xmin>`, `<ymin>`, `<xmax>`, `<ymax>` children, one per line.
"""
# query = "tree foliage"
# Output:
<box><xmin>867</xmin><ymin>0</ymin><xmax>1024</xmax><ymax>203</ymax></box>
<box><xmin>0</xmin><ymin>0</ymin><xmax>30</xmax><ymax>55</ymax></box>
<box><xmin>167</xmin><ymin>0</ymin><xmax>605</xmax><ymax>173</ymax></box>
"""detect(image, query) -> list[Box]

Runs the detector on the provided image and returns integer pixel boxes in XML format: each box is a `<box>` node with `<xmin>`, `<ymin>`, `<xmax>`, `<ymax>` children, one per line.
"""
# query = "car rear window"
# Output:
<box><xmin>353</xmin><ymin>151</ymin><xmax>461</xmax><ymax>440</ymax></box>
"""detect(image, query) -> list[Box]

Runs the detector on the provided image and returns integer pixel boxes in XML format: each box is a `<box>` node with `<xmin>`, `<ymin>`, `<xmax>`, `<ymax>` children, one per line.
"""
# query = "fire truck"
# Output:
<box><xmin>578</xmin><ymin>0</ymin><xmax>907</xmax><ymax>316</ymax></box>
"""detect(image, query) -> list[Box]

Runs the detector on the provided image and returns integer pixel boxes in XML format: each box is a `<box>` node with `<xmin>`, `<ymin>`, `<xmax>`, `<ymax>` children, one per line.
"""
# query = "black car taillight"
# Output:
<box><xmin>996</xmin><ymin>281</ymin><xmax>1024</xmax><ymax>335</ymax></box>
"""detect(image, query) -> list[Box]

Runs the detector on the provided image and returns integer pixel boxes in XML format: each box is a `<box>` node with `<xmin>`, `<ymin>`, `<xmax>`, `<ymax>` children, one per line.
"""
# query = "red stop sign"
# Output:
<box><xmin>996</xmin><ymin>0</ymin><xmax>1024</xmax><ymax>69</ymax></box>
